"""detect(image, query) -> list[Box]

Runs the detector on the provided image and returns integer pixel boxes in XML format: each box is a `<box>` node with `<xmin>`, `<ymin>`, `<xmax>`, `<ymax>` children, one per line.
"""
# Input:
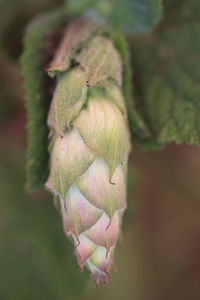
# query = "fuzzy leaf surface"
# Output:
<box><xmin>131</xmin><ymin>0</ymin><xmax>200</xmax><ymax>146</ymax></box>
<box><xmin>21</xmin><ymin>9</ymin><xmax>67</xmax><ymax>191</ymax></box>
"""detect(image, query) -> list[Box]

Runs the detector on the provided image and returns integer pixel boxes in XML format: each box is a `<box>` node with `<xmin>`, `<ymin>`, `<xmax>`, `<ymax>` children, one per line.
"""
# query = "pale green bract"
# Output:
<box><xmin>46</xmin><ymin>21</ymin><xmax>131</xmax><ymax>285</ymax></box>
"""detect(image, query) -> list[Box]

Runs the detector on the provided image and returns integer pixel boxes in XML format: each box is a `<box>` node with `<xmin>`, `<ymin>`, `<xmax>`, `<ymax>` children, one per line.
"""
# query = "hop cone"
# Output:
<box><xmin>46</xmin><ymin>21</ymin><xmax>131</xmax><ymax>285</ymax></box>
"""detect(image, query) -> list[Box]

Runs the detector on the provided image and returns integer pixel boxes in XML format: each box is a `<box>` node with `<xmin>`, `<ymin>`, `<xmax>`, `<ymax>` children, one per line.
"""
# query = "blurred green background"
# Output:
<box><xmin>1</xmin><ymin>1</ymin><xmax>200</xmax><ymax>300</ymax></box>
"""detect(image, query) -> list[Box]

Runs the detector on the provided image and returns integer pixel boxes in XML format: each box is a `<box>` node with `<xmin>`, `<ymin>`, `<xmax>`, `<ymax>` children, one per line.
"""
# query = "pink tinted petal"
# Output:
<box><xmin>61</xmin><ymin>185</ymin><xmax>103</xmax><ymax>236</ymax></box>
<box><xmin>86</xmin><ymin>213</ymin><xmax>120</xmax><ymax>249</ymax></box>
<box><xmin>77</xmin><ymin>158</ymin><xmax>126</xmax><ymax>218</ymax></box>
<box><xmin>87</xmin><ymin>261</ymin><xmax>111</xmax><ymax>286</ymax></box>
<box><xmin>86</xmin><ymin>246</ymin><xmax>114</xmax><ymax>285</ymax></box>
<box><xmin>89</xmin><ymin>246</ymin><xmax>114</xmax><ymax>272</ymax></box>
<box><xmin>72</xmin><ymin>233</ymin><xmax>96</xmax><ymax>269</ymax></box>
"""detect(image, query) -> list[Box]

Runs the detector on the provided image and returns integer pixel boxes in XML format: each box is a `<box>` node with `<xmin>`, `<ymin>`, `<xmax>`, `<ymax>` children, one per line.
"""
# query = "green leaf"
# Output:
<box><xmin>67</xmin><ymin>0</ymin><xmax>163</xmax><ymax>35</ymax></box>
<box><xmin>21</xmin><ymin>9</ymin><xmax>68</xmax><ymax>192</ymax></box>
<box><xmin>109</xmin><ymin>31</ymin><xmax>157</xmax><ymax>148</ymax></box>
<box><xmin>131</xmin><ymin>0</ymin><xmax>200</xmax><ymax>147</ymax></box>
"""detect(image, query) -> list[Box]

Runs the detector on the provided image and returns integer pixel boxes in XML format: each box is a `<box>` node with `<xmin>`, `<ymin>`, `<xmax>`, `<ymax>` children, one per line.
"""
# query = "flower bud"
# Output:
<box><xmin>46</xmin><ymin>21</ymin><xmax>131</xmax><ymax>285</ymax></box>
